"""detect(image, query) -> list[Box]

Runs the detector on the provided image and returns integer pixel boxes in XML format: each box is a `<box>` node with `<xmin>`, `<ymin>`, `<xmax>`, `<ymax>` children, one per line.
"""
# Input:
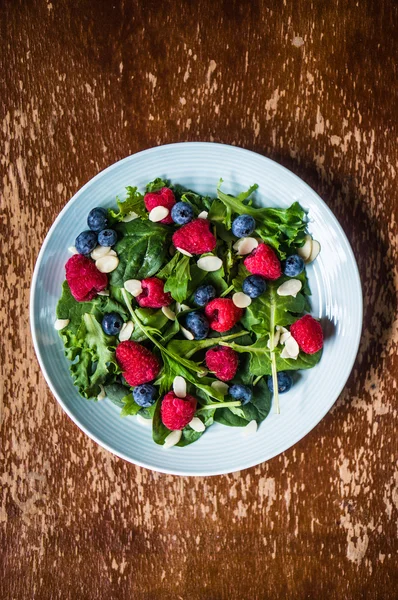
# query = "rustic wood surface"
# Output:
<box><xmin>1</xmin><ymin>1</ymin><xmax>397</xmax><ymax>598</ymax></box>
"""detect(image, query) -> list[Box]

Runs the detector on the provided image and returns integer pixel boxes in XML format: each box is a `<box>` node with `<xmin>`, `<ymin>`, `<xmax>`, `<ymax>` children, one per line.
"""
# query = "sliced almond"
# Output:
<box><xmin>267</xmin><ymin>328</ymin><xmax>281</xmax><ymax>350</ymax></box>
<box><xmin>211</xmin><ymin>381</ymin><xmax>229</xmax><ymax>395</ymax></box>
<box><xmin>284</xmin><ymin>335</ymin><xmax>300</xmax><ymax>359</ymax></box>
<box><xmin>280</xmin><ymin>331</ymin><xmax>291</xmax><ymax>344</ymax></box>
<box><xmin>181</xmin><ymin>326</ymin><xmax>194</xmax><ymax>340</ymax></box>
<box><xmin>198</xmin><ymin>211</ymin><xmax>208</xmax><ymax>219</ymax></box>
<box><xmin>281</xmin><ymin>346</ymin><xmax>293</xmax><ymax>359</ymax></box>
<box><xmin>306</xmin><ymin>239</ymin><xmax>321</xmax><ymax>264</ymax></box>
<box><xmin>162</xmin><ymin>306</ymin><xmax>176</xmax><ymax>321</ymax></box>
<box><xmin>173</xmin><ymin>376</ymin><xmax>187</xmax><ymax>398</ymax></box>
<box><xmin>197</xmin><ymin>255</ymin><xmax>223</xmax><ymax>272</ymax></box>
<box><xmin>136</xmin><ymin>414</ymin><xmax>152</xmax><ymax>427</ymax></box>
<box><xmin>243</xmin><ymin>419</ymin><xmax>258</xmax><ymax>436</ymax></box>
<box><xmin>297</xmin><ymin>235</ymin><xmax>313</xmax><ymax>261</ymax></box>
<box><xmin>176</xmin><ymin>247</ymin><xmax>193</xmax><ymax>257</ymax></box>
<box><xmin>124</xmin><ymin>279</ymin><xmax>143</xmax><ymax>297</ymax></box>
<box><xmin>163</xmin><ymin>430</ymin><xmax>182</xmax><ymax>449</ymax></box>
<box><xmin>68</xmin><ymin>246</ymin><xmax>78</xmax><ymax>254</ymax></box>
<box><xmin>97</xmin><ymin>384</ymin><xmax>106</xmax><ymax>401</ymax></box>
<box><xmin>107</xmin><ymin>249</ymin><xmax>117</xmax><ymax>257</ymax></box>
<box><xmin>97</xmin><ymin>289</ymin><xmax>110</xmax><ymax>296</ymax></box>
<box><xmin>277</xmin><ymin>279</ymin><xmax>302</xmax><ymax>298</ymax></box>
<box><xmin>233</xmin><ymin>237</ymin><xmax>258</xmax><ymax>256</ymax></box>
<box><xmin>122</xmin><ymin>212</ymin><xmax>139</xmax><ymax>222</ymax></box>
<box><xmin>189</xmin><ymin>417</ymin><xmax>206</xmax><ymax>432</ymax></box>
<box><xmin>119</xmin><ymin>320</ymin><xmax>134</xmax><ymax>342</ymax></box>
<box><xmin>95</xmin><ymin>255</ymin><xmax>119</xmax><ymax>273</ymax></box>
<box><xmin>149</xmin><ymin>206</ymin><xmax>169</xmax><ymax>222</ymax></box>
<box><xmin>91</xmin><ymin>245</ymin><xmax>111</xmax><ymax>260</ymax></box>
<box><xmin>176</xmin><ymin>302</ymin><xmax>190</xmax><ymax>313</ymax></box>
<box><xmin>276</xmin><ymin>326</ymin><xmax>289</xmax><ymax>333</ymax></box>
<box><xmin>232</xmin><ymin>292</ymin><xmax>252</xmax><ymax>308</ymax></box>
<box><xmin>54</xmin><ymin>318</ymin><xmax>70</xmax><ymax>330</ymax></box>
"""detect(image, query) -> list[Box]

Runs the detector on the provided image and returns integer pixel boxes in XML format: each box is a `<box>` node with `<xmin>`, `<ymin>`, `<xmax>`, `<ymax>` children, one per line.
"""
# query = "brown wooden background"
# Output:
<box><xmin>1</xmin><ymin>1</ymin><xmax>397</xmax><ymax>599</ymax></box>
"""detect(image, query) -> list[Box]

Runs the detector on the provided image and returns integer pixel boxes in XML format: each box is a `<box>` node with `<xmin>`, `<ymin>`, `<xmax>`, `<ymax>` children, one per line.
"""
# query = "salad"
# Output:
<box><xmin>55</xmin><ymin>178</ymin><xmax>323</xmax><ymax>448</ymax></box>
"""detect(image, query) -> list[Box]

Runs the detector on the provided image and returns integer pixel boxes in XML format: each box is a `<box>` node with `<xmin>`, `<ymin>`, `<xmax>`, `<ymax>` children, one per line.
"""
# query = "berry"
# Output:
<box><xmin>172</xmin><ymin>219</ymin><xmax>216</xmax><ymax>255</ymax></box>
<box><xmin>244</xmin><ymin>243</ymin><xmax>282</xmax><ymax>280</ymax></box>
<box><xmin>133</xmin><ymin>384</ymin><xmax>157</xmax><ymax>408</ymax></box>
<box><xmin>161</xmin><ymin>391</ymin><xmax>197</xmax><ymax>430</ymax></box>
<box><xmin>290</xmin><ymin>315</ymin><xmax>323</xmax><ymax>354</ymax></box>
<box><xmin>75</xmin><ymin>230</ymin><xmax>97</xmax><ymax>255</ymax></box>
<box><xmin>136</xmin><ymin>278</ymin><xmax>172</xmax><ymax>308</ymax></box>
<box><xmin>267</xmin><ymin>372</ymin><xmax>293</xmax><ymax>393</ymax></box>
<box><xmin>283</xmin><ymin>254</ymin><xmax>305</xmax><ymax>277</ymax></box>
<box><xmin>87</xmin><ymin>207</ymin><xmax>108</xmax><ymax>232</ymax></box>
<box><xmin>229</xmin><ymin>384</ymin><xmax>252</xmax><ymax>405</ymax></box>
<box><xmin>242</xmin><ymin>275</ymin><xmax>267</xmax><ymax>298</ymax></box>
<box><xmin>205</xmin><ymin>346</ymin><xmax>239</xmax><ymax>381</ymax></box>
<box><xmin>98</xmin><ymin>229</ymin><xmax>117</xmax><ymax>247</ymax></box>
<box><xmin>65</xmin><ymin>254</ymin><xmax>108</xmax><ymax>302</ymax></box>
<box><xmin>171</xmin><ymin>201</ymin><xmax>194</xmax><ymax>225</ymax></box>
<box><xmin>204</xmin><ymin>298</ymin><xmax>243</xmax><ymax>332</ymax></box>
<box><xmin>194</xmin><ymin>284</ymin><xmax>216</xmax><ymax>307</ymax></box>
<box><xmin>101</xmin><ymin>312</ymin><xmax>123</xmax><ymax>336</ymax></box>
<box><xmin>185</xmin><ymin>311</ymin><xmax>209</xmax><ymax>340</ymax></box>
<box><xmin>115</xmin><ymin>341</ymin><xmax>160</xmax><ymax>386</ymax></box>
<box><xmin>232</xmin><ymin>214</ymin><xmax>256</xmax><ymax>238</ymax></box>
<box><xmin>144</xmin><ymin>187</ymin><xmax>176</xmax><ymax>224</ymax></box>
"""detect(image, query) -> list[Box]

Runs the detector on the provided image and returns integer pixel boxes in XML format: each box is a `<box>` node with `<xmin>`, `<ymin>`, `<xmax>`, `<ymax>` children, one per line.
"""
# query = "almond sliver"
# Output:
<box><xmin>277</xmin><ymin>279</ymin><xmax>302</xmax><ymax>297</ymax></box>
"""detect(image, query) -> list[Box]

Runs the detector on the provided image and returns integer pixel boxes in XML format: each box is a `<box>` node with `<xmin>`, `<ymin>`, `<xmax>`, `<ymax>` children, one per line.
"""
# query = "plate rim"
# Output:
<box><xmin>30</xmin><ymin>142</ymin><xmax>363</xmax><ymax>476</ymax></box>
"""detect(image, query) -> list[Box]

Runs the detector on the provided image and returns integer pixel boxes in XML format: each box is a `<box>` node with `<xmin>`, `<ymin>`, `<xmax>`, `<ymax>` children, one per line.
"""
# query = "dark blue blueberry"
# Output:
<box><xmin>75</xmin><ymin>230</ymin><xmax>97</xmax><ymax>255</ymax></box>
<box><xmin>283</xmin><ymin>254</ymin><xmax>305</xmax><ymax>277</ymax></box>
<box><xmin>267</xmin><ymin>372</ymin><xmax>293</xmax><ymax>394</ymax></box>
<box><xmin>242</xmin><ymin>275</ymin><xmax>267</xmax><ymax>298</ymax></box>
<box><xmin>101</xmin><ymin>312</ymin><xmax>123</xmax><ymax>336</ymax></box>
<box><xmin>87</xmin><ymin>207</ymin><xmax>108</xmax><ymax>232</ymax></box>
<box><xmin>98</xmin><ymin>229</ymin><xmax>117</xmax><ymax>247</ymax></box>
<box><xmin>229</xmin><ymin>384</ymin><xmax>252</xmax><ymax>405</ymax></box>
<box><xmin>133</xmin><ymin>384</ymin><xmax>157</xmax><ymax>407</ymax></box>
<box><xmin>171</xmin><ymin>201</ymin><xmax>194</xmax><ymax>225</ymax></box>
<box><xmin>185</xmin><ymin>311</ymin><xmax>209</xmax><ymax>340</ymax></box>
<box><xmin>231</xmin><ymin>214</ymin><xmax>256</xmax><ymax>238</ymax></box>
<box><xmin>194</xmin><ymin>284</ymin><xmax>216</xmax><ymax>307</ymax></box>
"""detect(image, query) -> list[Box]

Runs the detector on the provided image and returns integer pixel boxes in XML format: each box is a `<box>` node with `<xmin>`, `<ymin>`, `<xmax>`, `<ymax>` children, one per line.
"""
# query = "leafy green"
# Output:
<box><xmin>120</xmin><ymin>396</ymin><xmax>142</xmax><ymax>417</ymax></box>
<box><xmin>110</xmin><ymin>219</ymin><xmax>170</xmax><ymax>287</ymax></box>
<box><xmin>162</xmin><ymin>254</ymin><xmax>191</xmax><ymax>304</ymax></box>
<box><xmin>146</xmin><ymin>177</ymin><xmax>168</xmax><ymax>193</ymax></box>
<box><xmin>104</xmin><ymin>383</ymin><xmax>131</xmax><ymax>408</ymax></box>
<box><xmin>166</xmin><ymin>331</ymin><xmax>247</xmax><ymax>359</ymax></box>
<box><xmin>108</xmin><ymin>186</ymin><xmax>146</xmax><ymax>222</ymax></box>
<box><xmin>214</xmin><ymin>378</ymin><xmax>271</xmax><ymax>426</ymax></box>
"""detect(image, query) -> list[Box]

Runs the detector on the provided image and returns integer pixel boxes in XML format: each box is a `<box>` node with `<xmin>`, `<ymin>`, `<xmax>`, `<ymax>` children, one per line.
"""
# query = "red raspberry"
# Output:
<box><xmin>244</xmin><ymin>243</ymin><xmax>282</xmax><ymax>280</ymax></box>
<box><xmin>204</xmin><ymin>298</ymin><xmax>243</xmax><ymax>332</ymax></box>
<box><xmin>172</xmin><ymin>219</ymin><xmax>216</xmax><ymax>255</ymax></box>
<box><xmin>65</xmin><ymin>254</ymin><xmax>108</xmax><ymax>302</ymax></box>
<box><xmin>205</xmin><ymin>346</ymin><xmax>239</xmax><ymax>381</ymax></box>
<box><xmin>116</xmin><ymin>341</ymin><xmax>160</xmax><ymax>386</ymax></box>
<box><xmin>144</xmin><ymin>187</ymin><xmax>175</xmax><ymax>224</ymax></box>
<box><xmin>160</xmin><ymin>391</ymin><xmax>197</xmax><ymax>430</ymax></box>
<box><xmin>136</xmin><ymin>277</ymin><xmax>172</xmax><ymax>308</ymax></box>
<box><xmin>290</xmin><ymin>315</ymin><xmax>323</xmax><ymax>354</ymax></box>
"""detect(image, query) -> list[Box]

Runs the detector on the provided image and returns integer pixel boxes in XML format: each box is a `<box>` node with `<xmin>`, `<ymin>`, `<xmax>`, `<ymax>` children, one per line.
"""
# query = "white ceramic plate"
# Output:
<box><xmin>30</xmin><ymin>142</ymin><xmax>362</xmax><ymax>476</ymax></box>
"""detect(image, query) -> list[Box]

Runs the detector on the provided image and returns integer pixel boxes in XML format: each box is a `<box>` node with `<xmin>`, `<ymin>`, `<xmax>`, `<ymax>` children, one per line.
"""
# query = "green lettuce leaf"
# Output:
<box><xmin>108</xmin><ymin>186</ymin><xmax>146</xmax><ymax>222</ymax></box>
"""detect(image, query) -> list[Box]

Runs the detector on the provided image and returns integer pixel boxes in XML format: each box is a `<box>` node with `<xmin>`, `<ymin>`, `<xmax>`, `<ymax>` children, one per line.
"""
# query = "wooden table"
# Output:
<box><xmin>2</xmin><ymin>1</ymin><xmax>397</xmax><ymax>598</ymax></box>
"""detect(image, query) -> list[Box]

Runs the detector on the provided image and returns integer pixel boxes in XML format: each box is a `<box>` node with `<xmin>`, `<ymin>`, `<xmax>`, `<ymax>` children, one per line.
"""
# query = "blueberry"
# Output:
<box><xmin>283</xmin><ymin>255</ymin><xmax>305</xmax><ymax>277</ymax></box>
<box><xmin>194</xmin><ymin>284</ymin><xmax>216</xmax><ymax>307</ymax></box>
<box><xmin>185</xmin><ymin>311</ymin><xmax>209</xmax><ymax>340</ymax></box>
<box><xmin>267</xmin><ymin>372</ymin><xmax>293</xmax><ymax>394</ymax></box>
<box><xmin>229</xmin><ymin>384</ymin><xmax>252</xmax><ymax>405</ymax></box>
<box><xmin>171</xmin><ymin>201</ymin><xmax>194</xmax><ymax>225</ymax></box>
<box><xmin>87</xmin><ymin>207</ymin><xmax>108</xmax><ymax>232</ymax></box>
<box><xmin>242</xmin><ymin>275</ymin><xmax>267</xmax><ymax>298</ymax></box>
<box><xmin>133</xmin><ymin>384</ymin><xmax>157</xmax><ymax>407</ymax></box>
<box><xmin>98</xmin><ymin>229</ymin><xmax>117</xmax><ymax>247</ymax></box>
<box><xmin>101</xmin><ymin>312</ymin><xmax>123</xmax><ymax>336</ymax></box>
<box><xmin>75</xmin><ymin>230</ymin><xmax>98</xmax><ymax>255</ymax></box>
<box><xmin>231</xmin><ymin>214</ymin><xmax>256</xmax><ymax>238</ymax></box>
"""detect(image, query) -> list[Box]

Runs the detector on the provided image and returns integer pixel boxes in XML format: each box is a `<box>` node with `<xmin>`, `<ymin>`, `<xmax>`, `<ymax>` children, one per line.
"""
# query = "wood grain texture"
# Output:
<box><xmin>1</xmin><ymin>1</ymin><xmax>397</xmax><ymax>598</ymax></box>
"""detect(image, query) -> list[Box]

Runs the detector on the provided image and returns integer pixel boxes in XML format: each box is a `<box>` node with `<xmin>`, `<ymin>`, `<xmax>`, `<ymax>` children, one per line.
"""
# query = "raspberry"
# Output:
<box><xmin>160</xmin><ymin>391</ymin><xmax>197</xmax><ymax>430</ymax></box>
<box><xmin>136</xmin><ymin>277</ymin><xmax>172</xmax><ymax>308</ymax></box>
<box><xmin>144</xmin><ymin>187</ymin><xmax>176</xmax><ymax>224</ymax></box>
<box><xmin>244</xmin><ymin>243</ymin><xmax>282</xmax><ymax>280</ymax></box>
<box><xmin>115</xmin><ymin>341</ymin><xmax>160</xmax><ymax>386</ymax></box>
<box><xmin>65</xmin><ymin>254</ymin><xmax>108</xmax><ymax>302</ymax></box>
<box><xmin>205</xmin><ymin>346</ymin><xmax>239</xmax><ymax>381</ymax></box>
<box><xmin>204</xmin><ymin>298</ymin><xmax>243</xmax><ymax>332</ymax></box>
<box><xmin>290</xmin><ymin>315</ymin><xmax>323</xmax><ymax>354</ymax></box>
<box><xmin>172</xmin><ymin>219</ymin><xmax>216</xmax><ymax>255</ymax></box>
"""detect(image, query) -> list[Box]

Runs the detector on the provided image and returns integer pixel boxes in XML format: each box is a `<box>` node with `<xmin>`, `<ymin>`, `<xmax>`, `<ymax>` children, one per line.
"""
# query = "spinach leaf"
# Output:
<box><xmin>104</xmin><ymin>383</ymin><xmax>131</xmax><ymax>408</ymax></box>
<box><xmin>214</xmin><ymin>379</ymin><xmax>271</xmax><ymax>427</ymax></box>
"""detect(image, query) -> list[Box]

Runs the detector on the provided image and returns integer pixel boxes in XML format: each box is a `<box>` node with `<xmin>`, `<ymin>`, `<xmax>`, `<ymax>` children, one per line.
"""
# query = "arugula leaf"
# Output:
<box><xmin>120</xmin><ymin>396</ymin><xmax>142</xmax><ymax>417</ymax></box>
<box><xmin>108</xmin><ymin>186</ymin><xmax>146</xmax><ymax>222</ymax></box>
<box><xmin>162</xmin><ymin>255</ymin><xmax>191</xmax><ymax>303</ymax></box>
<box><xmin>166</xmin><ymin>331</ymin><xmax>247</xmax><ymax>359</ymax></box>
<box><xmin>110</xmin><ymin>219</ymin><xmax>170</xmax><ymax>287</ymax></box>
